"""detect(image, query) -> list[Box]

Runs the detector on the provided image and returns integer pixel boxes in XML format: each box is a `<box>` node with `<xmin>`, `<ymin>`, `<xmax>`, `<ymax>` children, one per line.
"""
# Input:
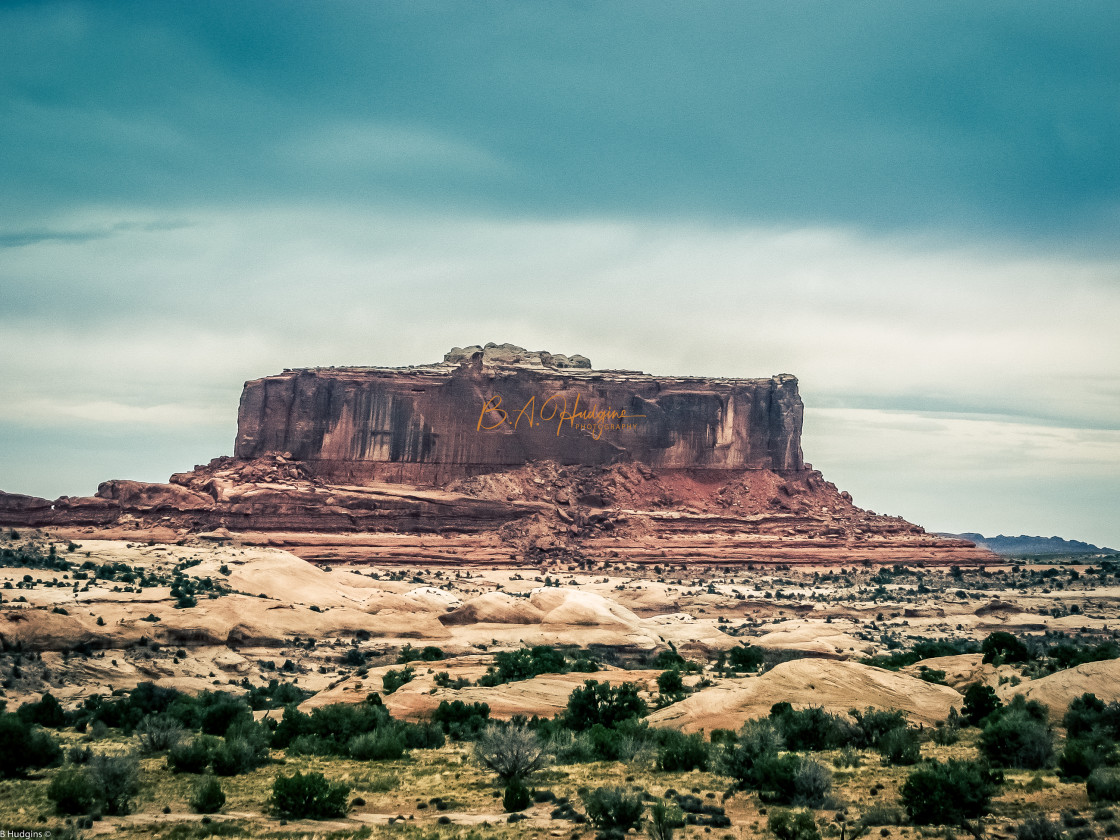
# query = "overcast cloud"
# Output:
<box><xmin>1</xmin><ymin>2</ymin><xmax>1118</xmax><ymax>547</ymax></box>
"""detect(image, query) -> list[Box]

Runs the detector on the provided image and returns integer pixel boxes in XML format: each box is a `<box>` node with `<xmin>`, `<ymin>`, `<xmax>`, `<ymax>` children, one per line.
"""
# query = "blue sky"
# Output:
<box><xmin>2</xmin><ymin>2</ymin><xmax>1118</xmax><ymax>547</ymax></box>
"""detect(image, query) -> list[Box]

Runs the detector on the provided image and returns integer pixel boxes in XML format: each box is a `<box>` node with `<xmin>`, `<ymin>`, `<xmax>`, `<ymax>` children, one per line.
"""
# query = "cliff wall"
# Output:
<box><xmin>234</xmin><ymin>345</ymin><xmax>804</xmax><ymax>484</ymax></box>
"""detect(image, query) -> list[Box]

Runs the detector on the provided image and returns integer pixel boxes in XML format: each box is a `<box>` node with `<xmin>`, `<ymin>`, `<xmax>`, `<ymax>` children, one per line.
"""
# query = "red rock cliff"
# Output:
<box><xmin>234</xmin><ymin>343</ymin><xmax>804</xmax><ymax>484</ymax></box>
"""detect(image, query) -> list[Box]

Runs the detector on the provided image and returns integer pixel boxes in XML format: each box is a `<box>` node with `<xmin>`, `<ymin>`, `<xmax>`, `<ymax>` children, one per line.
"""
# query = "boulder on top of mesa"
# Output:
<box><xmin>444</xmin><ymin>342</ymin><xmax>592</xmax><ymax>369</ymax></box>
<box><xmin>233</xmin><ymin>344</ymin><xmax>805</xmax><ymax>484</ymax></box>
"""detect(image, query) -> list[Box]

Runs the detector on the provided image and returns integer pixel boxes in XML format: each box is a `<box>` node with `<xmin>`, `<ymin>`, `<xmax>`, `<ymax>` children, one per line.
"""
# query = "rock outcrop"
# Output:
<box><xmin>0</xmin><ymin>344</ymin><xmax>996</xmax><ymax>566</ymax></box>
<box><xmin>234</xmin><ymin>343</ymin><xmax>805</xmax><ymax>484</ymax></box>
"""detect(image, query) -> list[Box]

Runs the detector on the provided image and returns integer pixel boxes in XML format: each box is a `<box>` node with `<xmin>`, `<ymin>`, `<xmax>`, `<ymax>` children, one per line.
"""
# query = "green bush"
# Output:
<box><xmin>727</xmin><ymin>645</ymin><xmax>764</xmax><ymax>672</ymax></box>
<box><xmin>0</xmin><ymin>713</ymin><xmax>62</xmax><ymax>777</ymax></box>
<box><xmin>581</xmin><ymin>786</ymin><xmax>644</xmax><ymax>833</ymax></box>
<box><xmin>1059</xmin><ymin>733</ymin><xmax>1118</xmax><ymax>779</ymax></box>
<box><xmin>981</xmin><ymin>631</ymin><xmax>1032</xmax><ymax>664</ymax></box>
<box><xmin>382</xmin><ymin>666</ymin><xmax>415</xmax><ymax>694</ymax></box>
<box><xmin>189</xmin><ymin>776</ymin><xmax>226</xmax><ymax>814</ymax></box>
<box><xmin>48</xmin><ymin>768</ymin><xmax>99</xmax><ymax>815</ymax></box>
<box><xmin>901</xmin><ymin>760</ymin><xmax>1002</xmax><ymax>825</ymax></box>
<box><xmin>503</xmin><ymin>777</ymin><xmax>532</xmax><ymax>812</ymax></box>
<box><xmin>962</xmin><ymin>683</ymin><xmax>1002</xmax><ymax>726</ymax></box>
<box><xmin>656</xmin><ymin>729</ymin><xmax>709</xmax><ymax>772</ymax></box>
<box><xmin>770</xmin><ymin>703</ymin><xmax>856</xmax><ymax>751</ymax></box>
<box><xmin>768</xmin><ymin>808</ymin><xmax>821</xmax><ymax>840</ymax></box>
<box><xmin>88</xmin><ymin>752</ymin><xmax>140</xmax><ymax>816</ymax></box>
<box><xmin>168</xmin><ymin>736</ymin><xmax>218</xmax><ymax>774</ymax></box>
<box><xmin>851</xmin><ymin>707</ymin><xmax>908</xmax><ymax>748</ymax></box>
<box><xmin>212</xmin><ymin>736</ymin><xmax>267</xmax><ymax>776</ymax></box>
<box><xmin>563</xmin><ymin>680</ymin><xmax>647</xmax><ymax>731</ymax></box>
<box><xmin>979</xmin><ymin>701</ymin><xmax>1054</xmax><ymax>770</ymax></box>
<box><xmin>397</xmin><ymin>644</ymin><xmax>444</xmax><ymax>663</ymax></box>
<box><xmin>474</xmin><ymin>723</ymin><xmax>549</xmax><ymax>783</ymax></box>
<box><xmin>1015</xmin><ymin>814</ymin><xmax>1065</xmax><ymax>840</ymax></box>
<box><xmin>1088</xmin><ymin>767</ymin><xmax>1120</xmax><ymax>803</ymax></box>
<box><xmin>430</xmin><ymin>699</ymin><xmax>490</xmax><ymax>740</ymax></box>
<box><xmin>789</xmin><ymin>759</ymin><xmax>833</xmax><ymax>808</ymax></box>
<box><xmin>271</xmin><ymin>771</ymin><xmax>350</xmax><ymax>819</ymax></box>
<box><xmin>1064</xmin><ymin>693</ymin><xmax>1120</xmax><ymax>740</ymax></box>
<box><xmin>348</xmin><ymin>729</ymin><xmax>405</xmax><ymax>761</ymax></box>
<box><xmin>649</xmin><ymin>799</ymin><xmax>684</xmax><ymax>840</ymax></box>
<box><xmin>657</xmin><ymin>669</ymin><xmax>685</xmax><ymax>698</ymax></box>
<box><xmin>136</xmin><ymin>714</ymin><xmax>185</xmax><ymax>753</ymax></box>
<box><xmin>200</xmin><ymin>697</ymin><xmax>251</xmax><ymax>736</ymax></box>
<box><xmin>878</xmin><ymin>727</ymin><xmax>921</xmax><ymax>766</ymax></box>
<box><xmin>719</xmin><ymin>719</ymin><xmax>783</xmax><ymax>790</ymax></box>
<box><xmin>17</xmin><ymin>692</ymin><xmax>67</xmax><ymax>728</ymax></box>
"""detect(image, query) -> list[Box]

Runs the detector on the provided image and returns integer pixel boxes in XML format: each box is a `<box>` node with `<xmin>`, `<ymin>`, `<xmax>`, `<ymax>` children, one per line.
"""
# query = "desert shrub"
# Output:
<box><xmin>348</xmin><ymin>729</ymin><xmax>405</xmax><ymax>761</ymax></box>
<box><xmin>1088</xmin><ymin>768</ymin><xmax>1120</xmax><ymax>803</ymax></box>
<box><xmin>962</xmin><ymin>683</ymin><xmax>1003</xmax><ymax>726</ymax></box>
<box><xmin>768</xmin><ymin>808</ymin><xmax>821</xmax><ymax>840</ymax></box>
<box><xmin>244</xmin><ymin>679</ymin><xmax>307</xmax><ymax>711</ymax></box>
<box><xmin>67</xmin><ymin>745</ymin><xmax>93</xmax><ymax>765</ymax></box>
<box><xmin>136</xmin><ymin>714</ymin><xmax>185</xmax><ymax>753</ymax></box>
<box><xmin>0</xmin><ymin>713</ymin><xmax>62</xmax><ymax>777</ymax></box>
<box><xmin>835</xmin><ymin>746</ymin><xmax>863</xmax><ymax>768</ymax></box>
<box><xmin>168</xmin><ymin>735</ymin><xmax>218</xmax><ymax>773</ymax></box>
<box><xmin>563</xmin><ymin>680</ymin><xmax>647</xmax><ymax>731</ymax></box>
<box><xmin>727</xmin><ymin>644</ymin><xmax>764</xmax><ymax>672</ymax></box>
<box><xmin>791</xmin><ymin>759</ymin><xmax>833</xmax><ymax>807</ymax></box>
<box><xmin>1064</xmin><ymin>693</ymin><xmax>1120</xmax><ymax>740</ymax></box>
<box><xmin>271</xmin><ymin>771</ymin><xmax>350</xmax><ymax>819</ymax></box>
<box><xmin>48</xmin><ymin>768</ymin><xmax>99</xmax><ymax>815</ymax></box>
<box><xmin>550</xmin><ymin>728</ymin><xmax>598</xmax><ymax>763</ymax></box>
<box><xmin>431</xmin><ymin>699</ymin><xmax>491</xmax><ymax>740</ymax></box>
<box><xmin>857</xmin><ymin>806</ymin><xmax>904</xmax><ymax>828</ymax></box>
<box><xmin>1059</xmin><ymin>733</ymin><xmax>1118</xmax><ymax>780</ymax></box>
<box><xmin>503</xmin><ymin>777</ymin><xmax>532</xmax><ymax>812</ymax></box>
<box><xmin>400</xmin><ymin>721</ymin><xmax>445</xmax><ymax>749</ymax></box>
<box><xmin>901</xmin><ymin>760</ymin><xmax>1002</xmax><ymax>825</ymax></box>
<box><xmin>979</xmin><ymin>702</ymin><xmax>1054</xmax><ymax>769</ymax></box>
<box><xmin>382</xmin><ymin>666</ymin><xmax>415</xmax><ymax>694</ymax></box>
<box><xmin>88</xmin><ymin>752</ymin><xmax>140</xmax><ymax>816</ymax></box>
<box><xmin>1016</xmin><ymin>814</ymin><xmax>1065</xmax><ymax>840</ymax></box>
<box><xmin>649</xmin><ymin>799</ymin><xmax>684</xmax><ymax>840</ymax></box>
<box><xmin>212</xmin><ymin>736</ymin><xmax>266</xmax><ymax>776</ymax></box>
<box><xmin>878</xmin><ymin>727</ymin><xmax>921</xmax><ymax>766</ymax></box>
<box><xmin>397</xmin><ymin>644</ymin><xmax>444</xmax><ymax>663</ymax></box>
<box><xmin>657</xmin><ymin>669</ymin><xmax>685</xmax><ymax>699</ymax></box>
<box><xmin>484</xmin><ymin>646</ymin><xmax>569</xmax><ymax>685</ymax></box>
<box><xmin>918</xmin><ymin>666</ymin><xmax>948</xmax><ymax>684</ymax></box>
<box><xmin>189</xmin><ymin>776</ymin><xmax>226</xmax><ymax>814</ymax></box>
<box><xmin>982</xmin><ymin>631</ymin><xmax>1032</xmax><ymax>664</ymax></box>
<box><xmin>770</xmin><ymin>703</ymin><xmax>856</xmax><ymax>751</ymax></box>
<box><xmin>656</xmin><ymin>729</ymin><xmax>708</xmax><ymax>772</ymax></box>
<box><xmin>342</xmin><ymin>648</ymin><xmax>366</xmax><ymax>667</ymax></box>
<box><xmin>581</xmin><ymin>786</ymin><xmax>644</xmax><ymax>834</ymax></box>
<box><xmin>17</xmin><ymin>692</ymin><xmax>67</xmax><ymax>728</ymax></box>
<box><xmin>474</xmin><ymin>723</ymin><xmax>549</xmax><ymax>783</ymax></box>
<box><xmin>932</xmin><ymin>722</ymin><xmax>961</xmax><ymax>746</ymax></box>
<box><xmin>851</xmin><ymin>707</ymin><xmax>909</xmax><ymax>748</ymax></box>
<box><xmin>200</xmin><ymin>697</ymin><xmax>251</xmax><ymax>736</ymax></box>
<box><xmin>720</xmin><ymin>718</ymin><xmax>784</xmax><ymax>789</ymax></box>
<box><xmin>273</xmin><ymin>698</ymin><xmax>392</xmax><ymax>753</ymax></box>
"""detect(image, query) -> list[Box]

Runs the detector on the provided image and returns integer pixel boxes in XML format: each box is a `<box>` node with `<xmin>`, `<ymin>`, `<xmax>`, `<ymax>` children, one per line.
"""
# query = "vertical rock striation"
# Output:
<box><xmin>234</xmin><ymin>344</ymin><xmax>804</xmax><ymax>484</ymax></box>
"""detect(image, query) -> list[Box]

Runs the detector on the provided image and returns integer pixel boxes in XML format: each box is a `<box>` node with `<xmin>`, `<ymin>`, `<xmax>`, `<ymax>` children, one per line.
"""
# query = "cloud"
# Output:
<box><xmin>1</xmin><ymin>3</ymin><xmax>1118</xmax><ymax>241</ymax></box>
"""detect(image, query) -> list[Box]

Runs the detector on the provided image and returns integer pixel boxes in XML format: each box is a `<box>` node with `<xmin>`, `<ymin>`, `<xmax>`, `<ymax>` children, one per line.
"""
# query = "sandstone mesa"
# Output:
<box><xmin>0</xmin><ymin>343</ymin><xmax>993</xmax><ymax>567</ymax></box>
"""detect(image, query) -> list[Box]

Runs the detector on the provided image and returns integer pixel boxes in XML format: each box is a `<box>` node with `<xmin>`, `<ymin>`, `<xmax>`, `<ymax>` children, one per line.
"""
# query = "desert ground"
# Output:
<box><xmin>2</xmin><ymin>528</ymin><xmax>1119</xmax><ymax>840</ymax></box>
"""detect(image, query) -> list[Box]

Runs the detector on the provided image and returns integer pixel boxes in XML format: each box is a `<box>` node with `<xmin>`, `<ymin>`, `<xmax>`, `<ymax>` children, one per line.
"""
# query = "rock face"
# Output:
<box><xmin>0</xmin><ymin>344</ymin><xmax>996</xmax><ymax>567</ymax></box>
<box><xmin>234</xmin><ymin>343</ymin><xmax>804</xmax><ymax>484</ymax></box>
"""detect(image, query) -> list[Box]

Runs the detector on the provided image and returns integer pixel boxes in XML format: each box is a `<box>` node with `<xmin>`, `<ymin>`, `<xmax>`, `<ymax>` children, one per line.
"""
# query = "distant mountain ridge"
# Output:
<box><xmin>943</xmin><ymin>533</ymin><xmax>1117</xmax><ymax>557</ymax></box>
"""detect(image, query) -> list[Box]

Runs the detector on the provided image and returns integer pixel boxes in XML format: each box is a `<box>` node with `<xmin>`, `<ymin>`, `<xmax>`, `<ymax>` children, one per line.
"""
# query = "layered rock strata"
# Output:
<box><xmin>0</xmin><ymin>344</ymin><xmax>995</xmax><ymax>566</ymax></box>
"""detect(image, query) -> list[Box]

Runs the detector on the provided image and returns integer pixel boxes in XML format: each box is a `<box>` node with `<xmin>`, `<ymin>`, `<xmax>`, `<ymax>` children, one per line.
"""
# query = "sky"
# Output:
<box><xmin>1</xmin><ymin>1</ymin><xmax>1118</xmax><ymax>547</ymax></box>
